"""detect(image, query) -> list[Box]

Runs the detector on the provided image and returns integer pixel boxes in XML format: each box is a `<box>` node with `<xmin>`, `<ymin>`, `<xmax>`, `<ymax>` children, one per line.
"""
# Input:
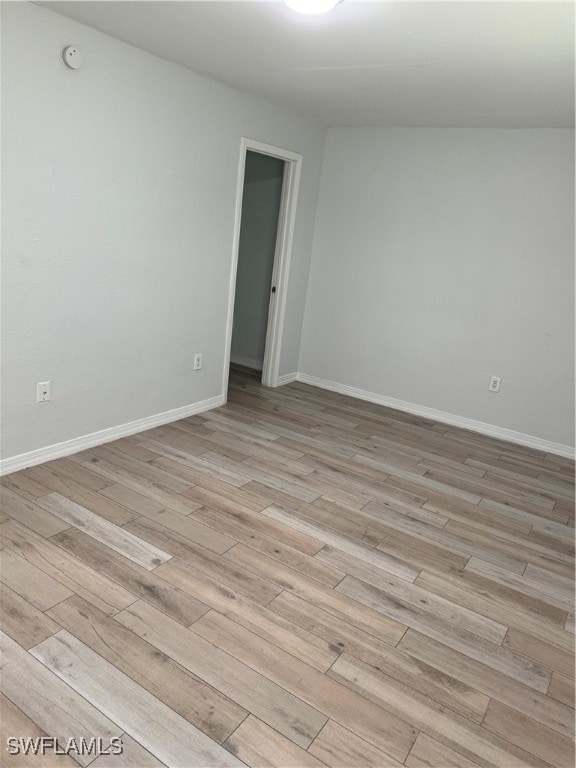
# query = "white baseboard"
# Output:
<box><xmin>230</xmin><ymin>354</ymin><xmax>263</xmax><ymax>371</ymax></box>
<box><xmin>296</xmin><ymin>373</ymin><xmax>575</xmax><ymax>459</ymax></box>
<box><xmin>3</xmin><ymin>376</ymin><xmax>573</xmax><ymax>475</ymax></box>
<box><xmin>0</xmin><ymin>395</ymin><xmax>225</xmax><ymax>476</ymax></box>
<box><xmin>277</xmin><ymin>372</ymin><xmax>298</xmax><ymax>386</ymax></box>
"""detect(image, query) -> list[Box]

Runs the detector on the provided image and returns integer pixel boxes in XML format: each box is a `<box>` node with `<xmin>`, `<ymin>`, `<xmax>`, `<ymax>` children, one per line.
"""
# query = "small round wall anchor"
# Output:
<box><xmin>62</xmin><ymin>46</ymin><xmax>82</xmax><ymax>70</ymax></box>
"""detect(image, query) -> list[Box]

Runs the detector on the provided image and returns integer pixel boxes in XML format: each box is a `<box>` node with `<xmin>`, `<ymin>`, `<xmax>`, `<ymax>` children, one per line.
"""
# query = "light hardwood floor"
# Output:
<box><xmin>1</xmin><ymin>367</ymin><xmax>574</xmax><ymax>768</ymax></box>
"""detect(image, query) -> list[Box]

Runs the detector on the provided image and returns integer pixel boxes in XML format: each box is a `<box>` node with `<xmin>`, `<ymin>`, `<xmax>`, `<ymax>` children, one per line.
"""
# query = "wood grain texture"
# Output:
<box><xmin>190</xmin><ymin>610</ymin><xmax>418</xmax><ymax>762</ymax></box>
<box><xmin>115</xmin><ymin>599</ymin><xmax>327</xmax><ymax>748</ymax></box>
<box><xmin>503</xmin><ymin>628</ymin><xmax>575</xmax><ymax>678</ymax></box>
<box><xmin>97</xmin><ymin>483</ymin><xmax>165</xmax><ymax>516</ymax></box>
<box><xmin>223</xmin><ymin>716</ymin><xmax>326</xmax><ymax>768</ymax></box>
<box><xmin>398</xmin><ymin>630</ymin><xmax>574</xmax><ymax>737</ymax></box>
<box><xmin>0</xmin><ymin>693</ymin><xmax>78</xmax><ymax>767</ymax></box>
<box><xmin>223</xmin><ymin>543</ymin><xmax>407</xmax><ymax>645</ymax></box>
<box><xmin>548</xmin><ymin>673</ymin><xmax>575</xmax><ymax>708</ymax></box>
<box><xmin>405</xmin><ymin>732</ymin><xmax>482</xmax><ymax>768</ymax></box>
<box><xmin>317</xmin><ymin>546</ymin><xmax>507</xmax><ymax>643</ymax></box>
<box><xmin>154</xmin><ymin>549</ymin><xmax>282</xmax><ymax>605</ymax></box>
<box><xmin>77</xmin><ymin>458</ymin><xmax>199</xmax><ymax>516</ymax></box>
<box><xmin>23</xmin><ymin>459</ymin><xmax>112</xmax><ymax>495</ymax></box>
<box><xmin>190</xmin><ymin>499</ymin><xmax>325</xmax><ymax>555</ymax></box>
<box><xmin>308</xmin><ymin>720</ymin><xmax>404</xmax><ymax>767</ymax></box>
<box><xmin>35</xmin><ymin>493</ymin><xmax>172</xmax><ymax>570</ymax></box>
<box><xmin>49</xmin><ymin>528</ymin><xmax>208</xmax><ymax>625</ymax></box>
<box><xmin>269</xmin><ymin>589</ymin><xmax>409</xmax><ymax>665</ymax></box>
<box><xmin>1</xmin><ymin>520</ymin><xmax>136</xmax><ymax>616</ymax></box>
<box><xmin>84</xmin><ymin>450</ymin><xmax>191</xmax><ymax>494</ymax></box>
<box><xmin>328</xmin><ymin>652</ymin><xmax>552</xmax><ymax>768</ymax></box>
<box><xmin>1</xmin><ymin>632</ymin><xmax>121</xmax><ymax>768</ymax></box>
<box><xmin>1</xmin><ymin>547</ymin><xmax>73</xmax><ymax>611</ymax></box>
<box><xmin>46</xmin><ymin>595</ymin><xmax>247</xmax><ymax>744</ymax></box>
<box><xmin>0</xmin><ymin>367</ymin><xmax>572</xmax><ymax>767</ymax></box>
<box><xmin>465</xmin><ymin>556</ymin><xmax>574</xmax><ymax>614</ymax></box>
<box><xmin>0</xmin><ymin>583</ymin><xmax>61</xmax><ymax>649</ymax></box>
<box><xmin>1</xmin><ymin>470</ymin><xmax>52</xmax><ymax>500</ymax></box>
<box><xmin>262</xmin><ymin>503</ymin><xmax>419</xmax><ymax>580</ymax></box>
<box><xmin>269</xmin><ymin>593</ymin><xmax>490</xmax><ymax>725</ymax></box>
<box><xmin>18</xmin><ymin>467</ymin><xmax>138</xmax><ymax>526</ymax></box>
<box><xmin>89</xmin><ymin>735</ymin><xmax>165</xmax><ymax>768</ymax></box>
<box><xmin>30</xmin><ymin>630</ymin><xmax>245</xmax><ymax>768</ymax></box>
<box><xmin>336</xmin><ymin>575</ymin><xmax>551</xmax><ymax>691</ymax></box>
<box><xmin>0</xmin><ymin>486</ymin><xmax>71</xmax><ymax>537</ymax></box>
<box><xmin>482</xmin><ymin>699</ymin><xmax>575</xmax><ymax>768</ymax></box>
<box><xmin>146</xmin><ymin>546</ymin><xmax>338</xmax><ymax>671</ymax></box>
<box><xmin>415</xmin><ymin>568</ymin><xmax>573</xmax><ymax>652</ymax></box>
<box><xmin>121</xmin><ymin>501</ymin><xmax>235</xmax><ymax>554</ymax></box>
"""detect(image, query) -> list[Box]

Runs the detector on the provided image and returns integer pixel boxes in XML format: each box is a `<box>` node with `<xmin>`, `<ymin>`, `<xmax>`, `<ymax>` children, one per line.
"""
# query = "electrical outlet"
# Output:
<box><xmin>194</xmin><ymin>353</ymin><xmax>203</xmax><ymax>371</ymax></box>
<box><xmin>36</xmin><ymin>381</ymin><xmax>51</xmax><ymax>403</ymax></box>
<box><xmin>488</xmin><ymin>376</ymin><xmax>501</xmax><ymax>393</ymax></box>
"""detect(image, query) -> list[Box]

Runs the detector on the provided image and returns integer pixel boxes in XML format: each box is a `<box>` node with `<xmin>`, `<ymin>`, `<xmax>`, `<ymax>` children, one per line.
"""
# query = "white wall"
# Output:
<box><xmin>300</xmin><ymin>128</ymin><xmax>575</xmax><ymax>449</ymax></box>
<box><xmin>1</xmin><ymin>2</ymin><xmax>325</xmax><ymax>465</ymax></box>
<box><xmin>231</xmin><ymin>151</ymin><xmax>284</xmax><ymax>371</ymax></box>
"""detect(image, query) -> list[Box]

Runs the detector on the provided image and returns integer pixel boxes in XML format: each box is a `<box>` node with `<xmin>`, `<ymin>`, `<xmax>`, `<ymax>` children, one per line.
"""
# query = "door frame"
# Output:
<box><xmin>222</xmin><ymin>137</ymin><xmax>302</xmax><ymax>397</ymax></box>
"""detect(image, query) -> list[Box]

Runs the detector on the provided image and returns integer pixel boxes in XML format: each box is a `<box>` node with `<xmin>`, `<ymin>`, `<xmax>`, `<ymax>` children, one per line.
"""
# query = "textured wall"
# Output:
<box><xmin>1</xmin><ymin>3</ymin><xmax>324</xmax><ymax>461</ymax></box>
<box><xmin>300</xmin><ymin>128</ymin><xmax>575</xmax><ymax>448</ymax></box>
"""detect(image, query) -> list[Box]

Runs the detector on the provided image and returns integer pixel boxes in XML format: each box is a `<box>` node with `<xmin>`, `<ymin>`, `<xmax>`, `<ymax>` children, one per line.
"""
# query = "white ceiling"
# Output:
<box><xmin>42</xmin><ymin>1</ymin><xmax>574</xmax><ymax>128</ymax></box>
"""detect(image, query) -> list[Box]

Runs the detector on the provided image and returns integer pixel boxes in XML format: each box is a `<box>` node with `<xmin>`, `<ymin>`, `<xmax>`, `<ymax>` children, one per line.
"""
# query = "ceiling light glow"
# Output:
<box><xmin>283</xmin><ymin>0</ymin><xmax>342</xmax><ymax>15</ymax></box>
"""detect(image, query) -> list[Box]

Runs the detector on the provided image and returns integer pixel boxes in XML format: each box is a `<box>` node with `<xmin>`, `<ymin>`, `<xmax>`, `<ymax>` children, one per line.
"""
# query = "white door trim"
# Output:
<box><xmin>222</xmin><ymin>138</ymin><xmax>302</xmax><ymax>398</ymax></box>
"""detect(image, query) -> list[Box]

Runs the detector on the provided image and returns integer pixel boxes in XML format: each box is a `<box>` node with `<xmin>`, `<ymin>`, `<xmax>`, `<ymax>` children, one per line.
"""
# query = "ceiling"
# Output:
<box><xmin>42</xmin><ymin>1</ymin><xmax>574</xmax><ymax>128</ymax></box>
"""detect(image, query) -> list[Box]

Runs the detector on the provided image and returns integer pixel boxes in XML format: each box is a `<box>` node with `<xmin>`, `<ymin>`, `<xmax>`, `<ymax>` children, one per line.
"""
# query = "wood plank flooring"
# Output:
<box><xmin>1</xmin><ymin>367</ymin><xmax>574</xmax><ymax>768</ymax></box>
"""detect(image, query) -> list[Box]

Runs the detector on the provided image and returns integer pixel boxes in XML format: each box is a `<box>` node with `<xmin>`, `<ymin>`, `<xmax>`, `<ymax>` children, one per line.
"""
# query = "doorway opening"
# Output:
<box><xmin>223</xmin><ymin>139</ymin><xmax>302</xmax><ymax>399</ymax></box>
